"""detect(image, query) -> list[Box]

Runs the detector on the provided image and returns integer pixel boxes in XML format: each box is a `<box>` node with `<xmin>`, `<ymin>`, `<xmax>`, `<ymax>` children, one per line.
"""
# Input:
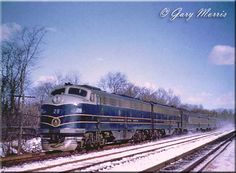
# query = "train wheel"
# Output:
<box><xmin>99</xmin><ymin>134</ymin><xmax>106</xmax><ymax>148</ymax></box>
<box><xmin>76</xmin><ymin>141</ymin><xmax>84</xmax><ymax>151</ymax></box>
<box><xmin>154</xmin><ymin>129</ymin><xmax>161</xmax><ymax>139</ymax></box>
<box><xmin>132</xmin><ymin>130</ymin><xmax>142</xmax><ymax>143</ymax></box>
<box><xmin>84</xmin><ymin>132</ymin><xmax>94</xmax><ymax>150</ymax></box>
<box><xmin>141</xmin><ymin>131</ymin><xmax>146</xmax><ymax>141</ymax></box>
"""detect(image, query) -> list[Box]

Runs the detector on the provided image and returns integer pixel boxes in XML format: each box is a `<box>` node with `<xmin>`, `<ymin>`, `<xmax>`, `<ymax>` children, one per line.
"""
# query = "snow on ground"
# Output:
<box><xmin>22</xmin><ymin>137</ymin><xmax>42</xmax><ymax>153</ymax></box>
<box><xmin>1</xmin><ymin>132</ymin><xmax>204</xmax><ymax>172</ymax></box>
<box><xmin>41</xmin><ymin>129</ymin><xmax>234</xmax><ymax>172</ymax></box>
<box><xmin>0</xmin><ymin>137</ymin><xmax>42</xmax><ymax>157</ymax></box>
<box><xmin>91</xmin><ymin>128</ymin><xmax>235</xmax><ymax>172</ymax></box>
<box><xmin>1</xmin><ymin>126</ymin><xmax>234</xmax><ymax>172</ymax></box>
<box><xmin>0</xmin><ymin>143</ymin><xmax>5</xmax><ymax>157</ymax></box>
<box><xmin>203</xmin><ymin>139</ymin><xmax>235</xmax><ymax>172</ymax></box>
<box><xmin>1</xmin><ymin>125</ymin><xmax>234</xmax><ymax>172</ymax></box>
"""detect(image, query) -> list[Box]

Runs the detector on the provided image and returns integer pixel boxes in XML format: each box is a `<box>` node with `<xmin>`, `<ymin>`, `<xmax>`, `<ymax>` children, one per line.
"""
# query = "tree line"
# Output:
<box><xmin>1</xmin><ymin>26</ymin><xmax>47</xmax><ymax>154</ymax></box>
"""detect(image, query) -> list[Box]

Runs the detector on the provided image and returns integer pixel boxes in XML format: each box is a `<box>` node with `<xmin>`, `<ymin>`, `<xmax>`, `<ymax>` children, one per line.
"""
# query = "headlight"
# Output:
<box><xmin>52</xmin><ymin>95</ymin><xmax>62</xmax><ymax>104</ymax></box>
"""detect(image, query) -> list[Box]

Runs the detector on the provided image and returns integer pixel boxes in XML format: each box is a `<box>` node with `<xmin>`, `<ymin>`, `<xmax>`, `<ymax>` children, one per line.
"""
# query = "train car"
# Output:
<box><xmin>151</xmin><ymin>102</ymin><xmax>181</xmax><ymax>136</ymax></box>
<box><xmin>40</xmin><ymin>84</ymin><xmax>182</xmax><ymax>151</ymax></box>
<box><xmin>181</xmin><ymin>110</ymin><xmax>217</xmax><ymax>132</ymax></box>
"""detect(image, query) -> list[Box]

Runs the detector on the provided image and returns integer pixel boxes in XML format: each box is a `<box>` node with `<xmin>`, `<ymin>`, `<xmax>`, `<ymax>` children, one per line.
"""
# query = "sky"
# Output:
<box><xmin>1</xmin><ymin>1</ymin><xmax>235</xmax><ymax>110</ymax></box>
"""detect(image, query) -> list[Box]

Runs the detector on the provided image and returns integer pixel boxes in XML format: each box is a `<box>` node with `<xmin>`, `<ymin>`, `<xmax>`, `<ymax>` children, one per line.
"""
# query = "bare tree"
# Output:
<box><xmin>31</xmin><ymin>71</ymin><xmax>81</xmax><ymax>104</ymax></box>
<box><xmin>165</xmin><ymin>89</ymin><xmax>181</xmax><ymax>107</ymax></box>
<box><xmin>179</xmin><ymin>103</ymin><xmax>206</xmax><ymax>113</ymax></box>
<box><xmin>98</xmin><ymin>72</ymin><xmax>128</xmax><ymax>94</ymax></box>
<box><xmin>122</xmin><ymin>83</ymin><xmax>140</xmax><ymax>98</ymax></box>
<box><xmin>56</xmin><ymin>71</ymin><xmax>81</xmax><ymax>85</ymax></box>
<box><xmin>153</xmin><ymin>88</ymin><xmax>169</xmax><ymax>105</ymax></box>
<box><xmin>97</xmin><ymin>72</ymin><xmax>181</xmax><ymax>107</ymax></box>
<box><xmin>1</xmin><ymin>26</ymin><xmax>47</xmax><ymax>154</ymax></box>
<box><xmin>216</xmin><ymin>109</ymin><xmax>235</xmax><ymax>122</ymax></box>
<box><xmin>30</xmin><ymin>81</ymin><xmax>55</xmax><ymax>104</ymax></box>
<box><xmin>136</xmin><ymin>87</ymin><xmax>156</xmax><ymax>102</ymax></box>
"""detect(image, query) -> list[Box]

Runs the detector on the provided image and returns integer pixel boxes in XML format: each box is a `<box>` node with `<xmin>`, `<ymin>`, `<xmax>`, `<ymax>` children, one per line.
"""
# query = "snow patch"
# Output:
<box><xmin>0</xmin><ymin>137</ymin><xmax>42</xmax><ymax>157</ymax></box>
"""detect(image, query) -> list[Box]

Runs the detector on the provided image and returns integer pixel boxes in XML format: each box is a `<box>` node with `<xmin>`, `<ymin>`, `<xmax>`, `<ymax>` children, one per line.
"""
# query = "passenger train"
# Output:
<box><xmin>40</xmin><ymin>83</ymin><xmax>217</xmax><ymax>151</ymax></box>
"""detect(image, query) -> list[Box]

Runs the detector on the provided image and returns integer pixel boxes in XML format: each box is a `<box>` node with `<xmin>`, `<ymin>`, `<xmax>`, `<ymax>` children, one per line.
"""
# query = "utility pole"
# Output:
<box><xmin>13</xmin><ymin>95</ymin><xmax>35</xmax><ymax>154</ymax></box>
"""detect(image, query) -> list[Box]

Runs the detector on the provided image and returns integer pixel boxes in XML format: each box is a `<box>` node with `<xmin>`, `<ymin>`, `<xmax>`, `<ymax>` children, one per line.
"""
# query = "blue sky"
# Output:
<box><xmin>1</xmin><ymin>2</ymin><xmax>235</xmax><ymax>110</ymax></box>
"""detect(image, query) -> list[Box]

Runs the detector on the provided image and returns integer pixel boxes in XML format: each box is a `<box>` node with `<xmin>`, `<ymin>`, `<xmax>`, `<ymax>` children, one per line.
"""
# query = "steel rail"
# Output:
<box><xmin>21</xmin><ymin>131</ymin><xmax>221</xmax><ymax>172</ymax></box>
<box><xmin>180</xmin><ymin>134</ymin><xmax>235</xmax><ymax>172</ymax></box>
<box><xmin>1</xmin><ymin>153</ymin><xmax>45</xmax><ymax>163</ymax></box>
<box><xmin>1</xmin><ymin>131</ymin><xmax>210</xmax><ymax>167</ymax></box>
<box><xmin>141</xmin><ymin>131</ymin><xmax>235</xmax><ymax>172</ymax></box>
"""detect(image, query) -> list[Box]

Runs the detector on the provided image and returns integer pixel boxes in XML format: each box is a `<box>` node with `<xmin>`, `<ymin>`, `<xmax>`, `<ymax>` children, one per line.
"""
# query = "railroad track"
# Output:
<box><xmin>190</xmin><ymin>136</ymin><xmax>235</xmax><ymax>172</ymax></box>
<box><xmin>2</xmin><ymin>130</ymin><xmax>224</xmax><ymax>172</ymax></box>
<box><xmin>143</xmin><ymin>130</ymin><xmax>235</xmax><ymax>172</ymax></box>
<box><xmin>1</xmin><ymin>139</ymin><xmax>139</xmax><ymax>167</ymax></box>
<box><xmin>0</xmin><ymin>130</ymin><xmax>213</xmax><ymax>168</ymax></box>
<box><xmin>1</xmin><ymin>152</ymin><xmax>46</xmax><ymax>166</ymax></box>
<box><xmin>1</xmin><ymin>151</ymin><xmax>78</xmax><ymax>167</ymax></box>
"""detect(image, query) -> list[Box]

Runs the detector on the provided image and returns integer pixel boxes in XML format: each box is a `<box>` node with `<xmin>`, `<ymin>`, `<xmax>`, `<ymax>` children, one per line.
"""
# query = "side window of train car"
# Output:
<box><xmin>68</xmin><ymin>88</ymin><xmax>87</xmax><ymax>97</ymax></box>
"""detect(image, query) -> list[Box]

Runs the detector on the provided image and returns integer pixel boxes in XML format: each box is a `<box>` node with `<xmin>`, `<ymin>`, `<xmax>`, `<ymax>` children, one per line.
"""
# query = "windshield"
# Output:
<box><xmin>68</xmin><ymin>88</ymin><xmax>87</xmax><ymax>97</ymax></box>
<box><xmin>51</xmin><ymin>88</ymin><xmax>65</xmax><ymax>96</ymax></box>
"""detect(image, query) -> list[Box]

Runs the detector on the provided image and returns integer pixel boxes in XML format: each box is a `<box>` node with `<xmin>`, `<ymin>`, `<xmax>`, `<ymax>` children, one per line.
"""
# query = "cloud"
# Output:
<box><xmin>184</xmin><ymin>91</ymin><xmax>213</xmax><ymax>105</ymax></box>
<box><xmin>0</xmin><ymin>23</ymin><xmax>21</xmax><ymax>41</ymax></box>
<box><xmin>185</xmin><ymin>92</ymin><xmax>212</xmax><ymax>104</ymax></box>
<box><xmin>171</xmin><ymin>85</ymin><xmax>185</xmax><ymax>97</ymax></box>
<box><xmin>186</xmin><ymin>96</ymin><xmax>205</xmax><ymax>104</ymax></box>
<box><xmin>132</xmin><ymin>81</ymin><xmax>158</xmax><ymax>91</ymax></box>
<box><xmin>208</xmin><ymin>45</ymin><xmax>235</xmax><ymax>65</ymax></box>
<box><xmin>96</xmin><ymin>57</ymin><xmax>105</xmax><ymax>62</ymax></box>
<box><xmin>183</xmin><ymin>91</ymin><xmax>234</xmax><ymax>110</ymax></box>
<box><xmin>45</xmin><ymin>27</ymin><xmax>57</xmax><ymax>32</ymax></box>
<box><xmin>214</xmin><ymin>92</ymin><xmax>235</xmax><ymax>109</ymax></box>
<box><xmin>35</xmin><ymin>75</ymin><xmax>57</xmax><ymax>85</ymax></box>
<box><xmin>143</xmin><ymin>82</ymin><xmax>157</xmax><ymax>90</ymax></box>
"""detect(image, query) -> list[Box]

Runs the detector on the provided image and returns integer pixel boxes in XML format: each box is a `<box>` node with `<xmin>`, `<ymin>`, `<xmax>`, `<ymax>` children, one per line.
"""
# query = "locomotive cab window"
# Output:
<box><xmin>51</xmin><ymin>88</ymin><xmax>65</xmax><ymax>96</ymax></box>
<box><xmin>69</xmin><ymin>88</ymin><xmax>87</xmax><ymax>97</ymax></box>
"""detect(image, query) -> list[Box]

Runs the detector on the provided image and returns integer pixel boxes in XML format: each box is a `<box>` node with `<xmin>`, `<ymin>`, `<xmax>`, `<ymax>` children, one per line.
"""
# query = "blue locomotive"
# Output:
<box><xmin>40</xmin><ymin>83</ymin><xmax>217</xmax><ymax>151</ymax></box>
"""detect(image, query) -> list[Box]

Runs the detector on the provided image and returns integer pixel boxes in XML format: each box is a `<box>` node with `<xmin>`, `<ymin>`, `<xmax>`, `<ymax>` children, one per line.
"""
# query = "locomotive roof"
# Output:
<box><xmin>77</xmin><ymin>84</ymin><xmax>101</xmax><ymax>91</ymax></box>
<box><xmin>70</xmin><ymin>84</ymin><xmax>179</xmax><ymax>111</ymax></box>
<box><xmin>50</xmin><ymin>84</ymin><xmax>210</xmax><ymax>116</ymax></box>
<box><xmin>51</xmin><ymin>84</ymin><xmax>178</xmax><ymax>112</ymax></box>
<box><xmin>181</xmin><ymin>109</ymin><xmax>211</xmax><ymax>117</ymax></box>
